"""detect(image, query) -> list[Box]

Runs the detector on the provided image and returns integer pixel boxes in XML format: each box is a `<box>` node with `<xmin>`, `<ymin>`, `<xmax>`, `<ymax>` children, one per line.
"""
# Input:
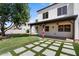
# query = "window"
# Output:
<box><xmin>64</xmin><ymin>25</ymin><xmax>71</xmax><ymax>32</ymax></box>
<box><xmin>58</xmin><ymin>25</ymin><xmax>63</xmax><ymax>32</ymax></box>
<box><xmin>57</xmin><ymin>6</ymin><xmax>67</xmax><ymax>16</ymax></box>
<box><xmin>58</xmin><ymin>25</ymin><xmax>71</xmax><ymax>32</ymax></box>
<box><xmin>43</xmin><ymin>12</ymin><xmax>48</xmax><ymax>19</ymax></box>
<box><xmin>45</xmin><ymin>26</ymin><xmax>49</xmax><ymax>32</ymax></box>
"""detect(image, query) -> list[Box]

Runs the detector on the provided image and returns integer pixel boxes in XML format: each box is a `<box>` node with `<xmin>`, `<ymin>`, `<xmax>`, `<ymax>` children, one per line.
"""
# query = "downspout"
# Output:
<box><xmin>73</xmin><ymin>20</ymin><xmax>75</xmax><ymax>41</ymax></box>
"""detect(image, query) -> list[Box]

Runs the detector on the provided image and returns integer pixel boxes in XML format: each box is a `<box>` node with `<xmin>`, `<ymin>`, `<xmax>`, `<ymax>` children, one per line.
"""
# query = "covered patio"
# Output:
<box><xmin>29</xmin><ymin>15</ymin><xmax>78</xmax><ymax>39</ymax></box>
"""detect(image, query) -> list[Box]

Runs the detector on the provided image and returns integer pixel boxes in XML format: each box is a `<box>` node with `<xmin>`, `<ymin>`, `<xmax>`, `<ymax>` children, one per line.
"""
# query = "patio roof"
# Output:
<box><xmin>29</xmin><ymin>15</ymin><xmax>78</xmax><ymax>26</ymax></box>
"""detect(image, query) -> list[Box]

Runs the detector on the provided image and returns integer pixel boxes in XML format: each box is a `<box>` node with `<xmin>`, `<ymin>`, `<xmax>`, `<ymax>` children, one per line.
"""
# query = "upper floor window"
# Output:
<box><xmin>43</xmin><ymin>12</ymin><xmax>48</xmax><ymax>19</ymax></box>
<box><xmin>57</xmin><ymin>6</ymin><xmax>67</xmax><ymax>16</ymax></box>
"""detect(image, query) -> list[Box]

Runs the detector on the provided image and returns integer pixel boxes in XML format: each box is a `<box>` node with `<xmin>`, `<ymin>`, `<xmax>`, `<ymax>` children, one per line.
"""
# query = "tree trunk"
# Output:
<box><xmin>1</xmin><ymin>22</ymin><xmax>5</xmax><ymax>36</ymax></box>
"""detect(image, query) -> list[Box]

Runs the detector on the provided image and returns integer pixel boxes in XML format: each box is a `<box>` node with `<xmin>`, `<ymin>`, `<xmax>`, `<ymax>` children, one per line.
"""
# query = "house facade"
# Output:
<box><xmin>29</xmin><ymin>3</ymin><xmax>79</xmax><ymax>40</ymax></box>
<box><xmin>5</xmin><ymin>22</ymin><xmax>30</xmax><ymax>34</ymax></box>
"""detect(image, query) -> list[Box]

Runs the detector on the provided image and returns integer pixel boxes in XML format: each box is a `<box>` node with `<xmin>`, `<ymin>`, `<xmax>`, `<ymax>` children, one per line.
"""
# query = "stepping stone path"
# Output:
<box><xmin>0</xmin><ymin>38</ymin><xmax>77</xmax><ymax>56</ymax></box>
<box><xmin>40</xmin><ymin>43</ymin><xmax>48</xmax><ymax>47</ymax></box>
<box><xmin>53</xmin><ymin>43</ymin><xmax>61</xmax><ymax>46</ymax></box>
<box><xmin>60</xmin><ymin>53</ymin><xmax>69</xmax><ymax>56</ymax></box>
<box><xmin>48</xmin><ymin>45</ymin><xmax>59</xmax><ymax>50</ymax></box>
<box><xmin>14</xmin><ymin>47</ymin><xmax>26</xmax><ymax>54</ymax></box>
<box><xmin>63</xmin><ymin>45</ymin><xmax>74</xmax><ymax>49</ymax></box>
<box><xmin>33</xmin><ymin>42</ymin><xmax>40</xmax><ymax>45</ymax></box>
<box><xmin>60</xmin><ymin>41</ymin><xmax>76</xmax><ymax>56</ymax></box>
<box><xmin>39</xmin><ymin>40</ymin><xmax>45</xmax><ymax>42</ymax></box>
<box><xmin>32</xmin><ymin>46</ymin><xmax>43</xmax><ymax>52</ymax></box>
<box><xmin>55</xmin><ymin>41</ymin><xmax>62</xmax><ymax>44</ymax></box>
<box><xmin>45</xmin><ymin>41</ymin><xmax>51</xmax><ymax>44</ymax></box>
<box><xmin>25</xmin><ymin>44</ymin><xmax>34</xmax><ymax>48</ymax></box>
<box><xmin>61</xmin><ymin>48</ymin><xmax>76</xmax><ymax>55</ymax></box>
<box><xmin>20</xmin><ymin>51</ymin><xmax>35</xmax><ymax>56</ymax></box>
<box><xmin>64</xmin><ymin>43</ymin><xmax>73</xmax><ymax>46</ymax></box>
<box><xmin>42</xmin><ymin>49</ymin><xmax>56</xmax><ymax>56</ymax></box>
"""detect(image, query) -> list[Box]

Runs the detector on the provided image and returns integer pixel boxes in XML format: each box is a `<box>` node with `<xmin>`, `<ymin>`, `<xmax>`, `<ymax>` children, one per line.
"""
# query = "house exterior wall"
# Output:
<box><xmin>73</xmin><ymin>4</ymin><xmax>79</xmax><ymax>39</ymax></box>
<box><xmin>31</xmin><ymin>26</ymin><xmax>38</xmax><ymax>34</ymax></box>
<box><xmin>37</xmin><ymin>21</ymin><xmax>73</xmax><ymax>38</ymax></box>
<box><xmin>31</xmin><ymin>3</ymin><xmax>79</xmax><ymax>39</ymax></box>
<box><xmin>37</xmin><ymin>3</ymin><xmax>74</xmax><ymax>22</ymax></box>
<box><xmin>5</xmin><ymin>22</ymin><xmax>30</xmax><ymax>34</ymax></box>
<box><xmin>5</xmin><ymin>29</ymin><xmax>26</xmax><ymax>34</ymax></box>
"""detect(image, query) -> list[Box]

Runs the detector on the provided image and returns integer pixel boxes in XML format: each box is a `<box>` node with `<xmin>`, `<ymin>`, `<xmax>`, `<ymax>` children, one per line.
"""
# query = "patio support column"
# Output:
<box><xmin>30</xmin><ymin>25</ymin><xmax>32</xmax><ymax>35</ymax></box>
<box><xmin>70</xmin><ymin>20</ymin><xmax>75</xmax><ymax>40</ymax></box>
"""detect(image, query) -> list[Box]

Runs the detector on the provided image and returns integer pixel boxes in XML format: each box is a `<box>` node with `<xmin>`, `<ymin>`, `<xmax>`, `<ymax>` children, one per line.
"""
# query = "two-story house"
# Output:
<box><xmin>29</xmin><ymin>3</ymin><xmax>79</xmax><ymax>40</ymax></box>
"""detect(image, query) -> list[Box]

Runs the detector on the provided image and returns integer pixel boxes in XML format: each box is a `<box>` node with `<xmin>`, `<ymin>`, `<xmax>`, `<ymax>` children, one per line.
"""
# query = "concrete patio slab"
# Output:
<box><xmin>53</xmin><ymin>43</ymin><xmax>61</xmax><ymax>46</ymax></box>
<box><xmin>64</xmin><ymin>43</ymin><xmax>73</xmax><ymax>46</ymax></box>
<box><xmin>48</xmin><ymin>45</ymin><xmax>59</xmax><ymax>50</ymax></box>
<box><xmin>1</xmin><ymin>52</ymin><xmax>12</xmax><ymax>56</ymax></box>
<box><xmin>25</xmin><ymin>44</ymin><xmax>34</xmax><ymax>48</ymax></box>
<box><xmin>42</xmin><ymin>49</ymin><xmax>56</xmax><ymax>56</ymax></box>
<box><xmin>39</xmin><ymin>40</ymin><xmax>44</xmax><ymax>42</ymax></box>
<box><xmin>66</xmin><ymin>39</ymin><xmax>73</xmax><ymax>42</ymax></box>
<box><xmin>62</xmin><ymin>48</ymin><xmax>76</xmax><ymax>55</ymax></box>
<box><xmin>20</xmin><ymin>51</ymin><xmax>35</xmax><ymax>56</ymax></box>
<box><xmin>55</xmin><ymin>41</ymin><xmax>62</xmax><ymax>44</ymax></box>
<box><xmin>40</xmin><ymin>43</ymin><xmax>48</xmax><ymax>47</ymax></box>
<box><xmin>48</xmin><ymin>40</ymin><xmax>54</xmax><ymax>42</ymax></box>
<box><xmin>63</xmin><ymin>45</ymin><xmax>74</xmax><ymax>49</ymax></box>
<box><xmin>33</xmin><ymin>42</ymin><xmax>40</xmax><ymax>45</ymax></box>
<box><xmin>32</xmin><ymin>46</ymin><xmax>43</xmax><ymax>52</ymax></box>
<box><xmin>14</xmin><ymin>47</ymin><xmax>26</xmax><ymax>54</ymax></box>
<box><xmin>45</xmin><ymin>41</ymin><xmax>51</xmax><ymax>44</ymax></box>
<box><xmin>60</xmin><ymin>53</ymin><xmax>69</xmax><ymax>56</ymax></box>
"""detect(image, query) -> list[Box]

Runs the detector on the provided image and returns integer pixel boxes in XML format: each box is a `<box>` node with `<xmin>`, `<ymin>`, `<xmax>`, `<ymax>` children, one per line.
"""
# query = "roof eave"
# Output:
<box><xmin>29</xmin><ymin>15</ymin><xmax>78</xmax><ymax>26</ymax></box>
<box><xmin>37</xmin><ymin>3</ymin><xmax>58</xmax><ymax>12</ymax></box>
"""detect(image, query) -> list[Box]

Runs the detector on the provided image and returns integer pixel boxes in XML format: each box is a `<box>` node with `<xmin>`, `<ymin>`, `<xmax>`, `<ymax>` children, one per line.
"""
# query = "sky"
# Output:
<box><xmin>5</xmin><ymin>3</ymin><xmax>49</xmax><ymax>27</ymax></box>
<box><xmin>28</xmin><ymin>3</ymin><xmax>49</xmax><ymax>23</ymax></box>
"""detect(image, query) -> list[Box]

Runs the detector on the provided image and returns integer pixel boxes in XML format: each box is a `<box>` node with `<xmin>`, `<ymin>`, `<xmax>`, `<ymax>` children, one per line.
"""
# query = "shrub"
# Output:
<box><xmin>26</xmin><ymin>29</ymin><xmax>29</xmax><ymax>33</ymax></box>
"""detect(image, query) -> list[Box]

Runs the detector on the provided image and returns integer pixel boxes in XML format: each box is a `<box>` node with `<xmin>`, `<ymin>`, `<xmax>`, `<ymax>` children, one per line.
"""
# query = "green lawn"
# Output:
<box><xmin>0</xmin><ymin>36</ymin><xmax>39</xmax><ymax>55</ymax></box>
<box><xmin>0</xmin><ymin>35</ymin><xmax>79</xmax><ymax>56</ymax></box>
<box><xmin>73</xmin><ymin>42</ymin><xmax>79</xmax><ymax>56</ymax></box>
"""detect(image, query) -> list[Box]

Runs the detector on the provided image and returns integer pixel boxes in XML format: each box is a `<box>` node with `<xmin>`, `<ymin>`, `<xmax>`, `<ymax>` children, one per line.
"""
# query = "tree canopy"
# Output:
<box><xmin>0</xmin><ymin>3</ymin><xmax>30</xmax><ymax>36</ymax></box>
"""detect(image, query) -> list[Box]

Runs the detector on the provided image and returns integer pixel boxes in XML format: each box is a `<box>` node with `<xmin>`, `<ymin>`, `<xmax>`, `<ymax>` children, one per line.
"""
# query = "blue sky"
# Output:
<box><xmin>29</xmin><ymin>3</ymin><xmax>49</xmax><ymax>23</ymax></box>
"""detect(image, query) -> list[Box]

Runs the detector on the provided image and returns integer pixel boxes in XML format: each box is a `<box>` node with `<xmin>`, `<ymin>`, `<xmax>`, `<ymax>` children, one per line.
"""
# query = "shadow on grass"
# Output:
<box><xmin>7</xmin><ymin>34</ymin><xmax>29</xmax><ymax>37</ymax></box>
<box><xmin>0</xmin><ymin>34</ymin><xmax>30</xmax><ymax>40</ymax></box>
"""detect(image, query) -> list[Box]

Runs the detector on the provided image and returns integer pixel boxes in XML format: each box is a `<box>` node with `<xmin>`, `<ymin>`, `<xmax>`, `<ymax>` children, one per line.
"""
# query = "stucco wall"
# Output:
<box><xmin>5</xmin><ymin>22</ymin><xmax>30</xmax><ymax>34</ymax></box>
<box><xmin>31</xmin><ymin>3</ymin><xmax>79</xmax><ymax>39</ymax></box>
<box><xmin>37</xmin><ymin>21</ymin><xmax>73</xmax><ymax>38</ymax></box>
<box><xmin>73</xmin><ymin>3</ymin><xmax>79</xmax><ymax>39</ymax></box>
<box><xmin>5</xmin><ymin>29</ymin><xmax>26</xmax><ymax>34</ymax></box>
<box><xmin>37</xmin><ymin>3</ymin><xmax>74</xmax><ymax>22</ymax></box>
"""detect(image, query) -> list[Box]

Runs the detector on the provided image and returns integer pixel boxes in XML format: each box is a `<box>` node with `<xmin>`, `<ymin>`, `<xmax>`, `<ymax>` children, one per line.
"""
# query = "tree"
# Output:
<box><xmin>0</xmin><ymin>3</ymin><xmax>30</xmax><ymax>36</ymax></box>
<box><xmin>0</xmin><ymin>4</ymin><xmax>11</xmax><ymax>36</ymax></box>
<box><xmin>11</xmin><ymin>3</ymin><xmax>30</xmax><ymax>28</ymax></box>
